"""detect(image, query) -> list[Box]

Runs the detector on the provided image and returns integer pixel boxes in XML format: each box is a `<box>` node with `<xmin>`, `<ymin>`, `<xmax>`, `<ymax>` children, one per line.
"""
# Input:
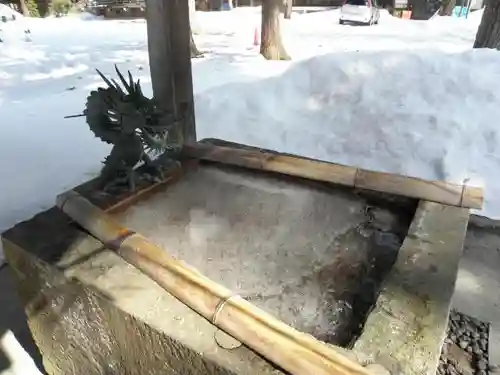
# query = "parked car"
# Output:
<box><xmin>339</xmin><ymin>0</ymin><xmax>380</xmax><ymax>25</ymax></box>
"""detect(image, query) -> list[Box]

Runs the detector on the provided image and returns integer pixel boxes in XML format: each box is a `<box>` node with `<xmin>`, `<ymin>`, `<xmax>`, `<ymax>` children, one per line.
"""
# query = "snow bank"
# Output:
<box><xmin>0</xmin><ymin>4</ymin><xmax>31</xmax><ymax>45</ymax></box>
<box><xmin>0</xmin><ymin>4</ymin><xmax>23</xmax><ymax>20</ymax></box>
<box><xmin>195</xmin><ymin>49</ymin><xmax>500</xmax><ymax>218</ymax></box>
<box><xmin>467</xmin><ymin>8</ymin><xmax>484</xmax><ymax>23</ymax></box>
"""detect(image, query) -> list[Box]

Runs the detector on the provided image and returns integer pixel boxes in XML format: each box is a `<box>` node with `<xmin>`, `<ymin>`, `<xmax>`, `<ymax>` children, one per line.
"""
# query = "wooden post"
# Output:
<box><xmin>146</xmin><ymin>0</ymin><xmax>197</xmax><ymax>144</ymax></box>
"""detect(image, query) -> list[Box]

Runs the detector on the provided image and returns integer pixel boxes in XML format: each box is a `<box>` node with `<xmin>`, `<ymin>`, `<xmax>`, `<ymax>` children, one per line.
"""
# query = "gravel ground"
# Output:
<box><xmin>438</xmin><ymin>310</ymin><xmax>491</xmax><ymax>375</ymax></box>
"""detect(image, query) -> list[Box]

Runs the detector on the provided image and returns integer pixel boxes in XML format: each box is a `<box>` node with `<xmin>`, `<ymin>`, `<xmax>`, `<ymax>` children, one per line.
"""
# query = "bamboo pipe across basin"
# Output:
<box><xmin>181</xmin><ymin>143</ymin><xmax>484</xmax><ymax>210</ymax></box>
<box><xmin>56</xmin><ymin>190</ymin><xmax>374</xmax><ymax>375</ymax></box>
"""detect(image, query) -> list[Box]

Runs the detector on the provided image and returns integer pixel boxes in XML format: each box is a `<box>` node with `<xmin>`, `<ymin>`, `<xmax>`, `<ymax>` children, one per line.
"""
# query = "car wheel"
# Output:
<box><xmin>339</xmin><ymin>19</ymin><xmax>344</xmax><ymax>24</ymax></box>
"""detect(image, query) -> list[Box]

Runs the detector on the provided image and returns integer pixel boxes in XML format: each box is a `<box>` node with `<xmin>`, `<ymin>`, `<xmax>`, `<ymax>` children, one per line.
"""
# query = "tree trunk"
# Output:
<box><xmin>19</xmin><ymin>0</ymin><xmax>30</xmax><ymax>16</ymax></box>
<box><xmin>147</xmin><ymin>0</ymin><xmax>197</xmax><ymax>144</ymax></box>
<box><xmin>211</xmin><ymin>0</ymin><xmax>223</xmax><ymax>10</ymax></box>
<box><xmin>438</xmin><ymin>0</ymin><xmax>456</xmax><ymax>16</ymax></box>
<box><xmin>284</xmin><ymin>0</ymin><xmax>292</xmax><ymax>19</ymax></box>
<box><xmin>198</xmin><ymin>0</ymin><xmax>210</xmax><ymax>10</ymax></box>
<box><xmin>261</xmin><ymin>0</ymin><xmax>290</xmax><ymax>60</ymax></box>
<box><xmin>474</xmin><ymin>0</ymin><xmax>500</xmax><ymax>48</ymax></box>
<box><xmin>410</xmin><ymin>0</ymin><xmax>431</xmax><ymax>19</ymax></box>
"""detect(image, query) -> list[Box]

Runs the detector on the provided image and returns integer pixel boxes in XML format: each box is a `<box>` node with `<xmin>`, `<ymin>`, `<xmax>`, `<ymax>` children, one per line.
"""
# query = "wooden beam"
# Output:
<box><xmin>181</xmin><ymin>142</ymin><xmax>484</xmax><ymax>209</ymax></box>
<box><xmin>146</xmin><ymin>0</ymin><xmax>197</xmax><ymax>144</ymax></box>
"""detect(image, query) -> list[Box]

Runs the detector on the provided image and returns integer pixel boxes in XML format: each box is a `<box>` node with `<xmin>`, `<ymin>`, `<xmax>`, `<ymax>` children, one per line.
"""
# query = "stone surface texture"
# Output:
<box><xmin>103</xmin><ymin>164</ymin><xmax>406</xmax><ymax>347</ymax></box>
<box><xmin>491</xmin><ymin>324</ymin><xmax>500</xmax><ymax>371</ymax></box>
<box><xmin>454</xmin><ymin>217</ymin><xmax>500</xmax><ymax>372</ymax></box>
<box><xmin>438</xmin><ymin>310</ymin><xmax>490</xmax><ymax>375</ymax></box>
<box><xmin>353</xmin><ymin>201</ymin><xmax>470</xmax><ymax>375</ymax></box>
<box><xmin>1</xmin><ymin>162</ymin><xmax>410</xmax><ymax>375</ymax></box>
<box><xmin>454</xmin><ymin>219</ymin><xmax>500</xmax><ymax>326</ymax></box>
<box><xmin>3</xmin><ymin>241</ymin><xmax>243</xmax><ymax>375</ymax></box>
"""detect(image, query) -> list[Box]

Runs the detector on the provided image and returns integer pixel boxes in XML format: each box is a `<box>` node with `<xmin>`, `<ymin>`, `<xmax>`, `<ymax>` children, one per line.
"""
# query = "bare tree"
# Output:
<box><xmin>284</xmin><ymin>0</ymin><xmax>293</xmax><ymax>19</ymax></box>
<box><xmin>438</xmin><ymin>0</ymin><xmax>456</xmax><ymax>16</ymax></box>
<box><xmin>19</xmin><ymin>0</ymin><xmax>30</xmax><ymax>16</ymax></box>
<box><xmin>211</xmin><ymin>0</ymin><xmax>223</xmax><ymax>9</ymax></box>
<box><xmin>261</xmin><ymin>0</ymin><xmax>290</xmax><ymax>60</ymax></box>
<box><xmin>197</xmin><ymin>0</ymin><xmax>210</xmax><ymax>10</ymax></box>
<box><xmin>474</xmin><ymin>0</ymin><xmax>500</xmax><ymax>49</ymax></box>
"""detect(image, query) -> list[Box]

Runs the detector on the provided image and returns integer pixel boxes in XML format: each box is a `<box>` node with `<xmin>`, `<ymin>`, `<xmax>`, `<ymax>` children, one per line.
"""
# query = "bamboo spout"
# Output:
<box><xmin>181</xmin><ymin>143</ymin><xmax>484</xmax><ymax>210</ymax></box>
<box><xmin>56</xmin><ymin>190</ymin><xmax>374</xmax><ymax>375</ymax></box>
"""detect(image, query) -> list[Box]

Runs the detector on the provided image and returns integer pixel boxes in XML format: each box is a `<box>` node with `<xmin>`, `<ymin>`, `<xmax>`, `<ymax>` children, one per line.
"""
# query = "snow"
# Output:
<box><xmin>0</xmin><ymin>7</ymin><xmax>498</xmax><ymax>267</ymax></box>
<box><xmin>196</xmin><ymin>48</ymin><xmax>500</xmax><ymax>183</ymax></box>
<box><xmin>0</xmin><ymin>4</ymin><xmax>22</xmax><ymax>20</ymax></box>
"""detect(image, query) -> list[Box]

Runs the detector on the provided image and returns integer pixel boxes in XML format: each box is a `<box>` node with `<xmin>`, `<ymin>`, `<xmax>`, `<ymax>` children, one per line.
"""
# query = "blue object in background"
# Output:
<box><xmin>452</xmin><ymin>5</ymin><xmax>469</xmax><ymax>18</ymax></box>
<box><xmin>221</xmin><ymin>1</ymin><xmax>233</xmax><ymax>10</ymax></box>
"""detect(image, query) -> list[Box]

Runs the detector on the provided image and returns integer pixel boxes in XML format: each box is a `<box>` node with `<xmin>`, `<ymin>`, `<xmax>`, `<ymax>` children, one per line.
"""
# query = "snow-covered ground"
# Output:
<box><xmin>0</xmin><ymin>4</ymin><xmax>22</xmax><ymax>19</ymax></box>
<box><xmin>0</xmin><ymin>6</ymin><xmax>498</xmax><ymax>267</ymax></box>
<box><xmin>0</xmin><ymin>6</ymin><xmax>499</xmax><ymax>375</ymax></box>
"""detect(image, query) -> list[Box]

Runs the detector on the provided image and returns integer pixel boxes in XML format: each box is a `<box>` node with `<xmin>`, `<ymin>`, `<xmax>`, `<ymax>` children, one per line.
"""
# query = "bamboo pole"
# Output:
<box><xmin>56</xmin><ymin>190</ymin><xmax>373</xmax><ymax>375</ymax></box>
<box><xmin>181</xmin><ymin>143</ymin><xmax>484</xmax><ymax>210</ymax></box>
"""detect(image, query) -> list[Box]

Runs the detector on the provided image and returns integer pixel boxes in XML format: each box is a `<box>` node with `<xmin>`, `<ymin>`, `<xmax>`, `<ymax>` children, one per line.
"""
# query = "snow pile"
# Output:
<box><xmin>195</xmin><ymin>49</ymin><xmax>500</xmax><ymax>218</ymax></box>
<box><xmin>77</xmin><ymin>11</ymin><xmax>104</xmax><ymax>21</ymax></box>
<box><xmin>0</xmin><ymin>4</ymin><xmax>30</xmax><ymax>45</ymax></box>
<box><xmin>467</xmin><ymin>8</ymin><xmax>484</xmax><ymax>23</ymax></box>
<box><xmin>0</xmin><ymin>4</ymin><xmax>23</xmax><ymax>20</ymax></box>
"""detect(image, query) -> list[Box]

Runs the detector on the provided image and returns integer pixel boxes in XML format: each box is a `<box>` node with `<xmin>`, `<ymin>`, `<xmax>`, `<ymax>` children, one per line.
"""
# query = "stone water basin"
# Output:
<box><xmin>3</xmin><ymin>153</ymin><xmax>426</xmax><ymax>375</ymax></box>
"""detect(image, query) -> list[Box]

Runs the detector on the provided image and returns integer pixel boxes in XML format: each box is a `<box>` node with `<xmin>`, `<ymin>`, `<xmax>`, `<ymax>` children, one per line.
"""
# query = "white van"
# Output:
<box><xmin>339</xmin><ymin>0</ymin><xmax>380</xmax><ymax>25</ymax></box>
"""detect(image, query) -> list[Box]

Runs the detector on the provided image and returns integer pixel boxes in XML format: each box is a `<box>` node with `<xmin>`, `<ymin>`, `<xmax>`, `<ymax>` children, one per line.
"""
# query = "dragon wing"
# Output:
<box><xmin>84</xmin><ymin>87</ymin><xmax>123</xmax><ymax>144</ymax></box>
